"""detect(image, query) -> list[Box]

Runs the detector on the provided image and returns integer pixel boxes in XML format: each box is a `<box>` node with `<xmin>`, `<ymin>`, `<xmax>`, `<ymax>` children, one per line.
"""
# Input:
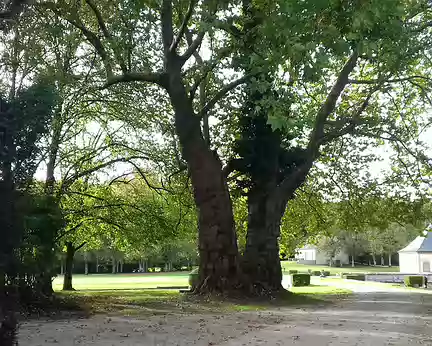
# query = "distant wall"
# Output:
<box><xmin>366</xmin><ymin>273</ymin><xmax>432</xmax><ymax>284</ymax></box>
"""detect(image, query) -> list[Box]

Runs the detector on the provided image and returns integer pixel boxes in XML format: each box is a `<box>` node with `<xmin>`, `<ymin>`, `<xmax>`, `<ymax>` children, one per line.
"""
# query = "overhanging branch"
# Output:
<box><xmin>199</xmin><ymin>76</ymin><xmax>248</xmax><ymax>118</ymax></box>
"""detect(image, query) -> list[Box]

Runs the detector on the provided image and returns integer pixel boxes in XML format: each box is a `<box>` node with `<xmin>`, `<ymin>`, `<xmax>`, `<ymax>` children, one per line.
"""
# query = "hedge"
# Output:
<box><xmin>404</xmin><ymin>276</ymin><xmax>424</xmax><ymax>287</ymax></box>
<box><xmin>343</xmin><ymin>274</ymin><xmax>365</xmax><ymax>281</ymax></box>
<box><xmin>189</xmin><ymin>268</ymin><xmax>199</xmax><ymax>288</ymax></box>
<box><xmin>311</xmin><ymin>270</ymin><xmax>321</xmax><ymax>276</ymax></box>
<box><xmin>291</xmin><ymin>273</ymin><xmax>311</xmax><ymax>287</ymax></box>
<box><xmin>322</xmin><ymin>271</ymin><xmax>331</xmax><ymax>277</ymax></box>
<box><xmin>288</xmin><ymin>269</ymin><xmax>298</xmax><ymax>274</ymax></box>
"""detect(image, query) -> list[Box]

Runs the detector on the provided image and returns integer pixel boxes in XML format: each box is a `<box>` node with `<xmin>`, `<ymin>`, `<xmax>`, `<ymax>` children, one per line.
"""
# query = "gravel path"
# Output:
<box><xmin>19</xmin><ymin>290</ymin><xmax>432</xmax><ymax>346</ymax></box>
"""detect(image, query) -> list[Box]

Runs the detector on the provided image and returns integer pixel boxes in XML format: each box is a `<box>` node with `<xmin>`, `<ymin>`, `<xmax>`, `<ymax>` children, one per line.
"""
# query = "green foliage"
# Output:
<box><xmin>12</xmin><ymin>81</ymin><xmax>57</xmax><ymax>183</ymax></box>
<box><xmin>322</xmin><ymin>271</ymin><xmax>330</xmax><ymax>277</ymax></box>
<box><xmin>288</xmin><ymin>269</ymin><xmax>298</xmax><ymax>274</ymax></box>
<box><xmin>404</xmin><ymin>276</ymin><xmax>424</xmax><ymax>287</ymax></box>
<box><xmin>311</xmin><ymin>270</ymin><xmax>321</xmax><ymax>276</ymax></box>
<box><xmin>343</xmin><ymin>274</ymin><xmax>366</xmax><ymax>281</ymax></box>
<box><xmin>291</xmin><ymin>273</ymin><xmax>311</xmax><ymax>287</ymax></box>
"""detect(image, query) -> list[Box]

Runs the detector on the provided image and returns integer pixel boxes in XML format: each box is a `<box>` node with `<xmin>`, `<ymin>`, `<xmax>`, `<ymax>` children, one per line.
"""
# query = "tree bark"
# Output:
<box><xmin>166</xmin><ymin>61</ymin><xmax>241</xmax><ymax>293</ymax></box>
<box><xmin>388</xmin><ymin>254</ymin><xmax>392</xmax><ymax>267</ymax></box>
<box><xmin>63</xmin><ymin>242</ymin><xmax>75</xmax><ymax>291</ymax></box>
<box><xmin>84</xmin><ymin>260</ymin><xmax>89</xmax><ymax>275</ymax></box>
<box><xmin>242</xmin><ymin>189</ymin><xmax>287</xmax><ymax>292</ymax></box>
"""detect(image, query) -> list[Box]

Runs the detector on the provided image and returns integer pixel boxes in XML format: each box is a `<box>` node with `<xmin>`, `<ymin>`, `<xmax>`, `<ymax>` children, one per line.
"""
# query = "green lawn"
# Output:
<box><xmin>52</xmin><ymin>272</ymin><xmax>189</xmax><ymax>291</ymax></box>
<box><xmin>281</xmin><ymin>261</ymin><xmax>399</xmax><ymax>274</ymax></box>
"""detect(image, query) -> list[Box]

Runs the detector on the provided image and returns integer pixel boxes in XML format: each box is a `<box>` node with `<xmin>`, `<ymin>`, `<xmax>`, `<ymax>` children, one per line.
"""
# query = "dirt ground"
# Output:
<box><xmin>19</xmin><ymin>292</ymin><xmax>432</xmax><ymax>346</ymax></box>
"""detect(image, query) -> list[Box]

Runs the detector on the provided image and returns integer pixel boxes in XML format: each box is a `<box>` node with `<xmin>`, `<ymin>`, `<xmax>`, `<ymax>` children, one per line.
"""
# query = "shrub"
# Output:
<box><xmin>404</xmin><ymin>276</ymin><xmax>424</xmax><ymax>287</ymax></box>
<box><xmin>288</xmin><ymin>269</ymin><xmax>298</xmax><ymax>274</ymax></box>
<box><xmin>188</xmin><ymin>268</ymin><xmax>199</xmax><ymax>288</ymax></box>
<box><xmin>311</xmin><ymin>270</ymin><xmax>321</xmax><ymax>276</ymax></box>
<box><xmin>291</xmin><ymin>273</ymin><xmax>311</xmax><ymax>287</ymax></box>
<box><xmin>322</xmin><ymin>271</ymin><xmax>331</xmax><ymax>277</ymax></box>
<box><xmin>343</xmin><ymin>274</ymin><xmax>365</xmax><ymax>281</ymax></box>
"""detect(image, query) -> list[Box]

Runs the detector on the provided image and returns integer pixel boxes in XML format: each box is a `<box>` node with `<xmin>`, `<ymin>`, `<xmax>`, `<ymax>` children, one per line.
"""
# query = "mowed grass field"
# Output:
<box><xmin>52</xmin><ymin>272</ymin><xmax>190</xmax><ymax>291</ymax></box>
<box><xmin>53</xmin><ymin>262</ymin><xmax>400</xmax><ymax>291</ymax></box>
<box><xmin>281</xmin><ymin>261</ymin><xmax>399</xmax><ymax>274</ymax></box>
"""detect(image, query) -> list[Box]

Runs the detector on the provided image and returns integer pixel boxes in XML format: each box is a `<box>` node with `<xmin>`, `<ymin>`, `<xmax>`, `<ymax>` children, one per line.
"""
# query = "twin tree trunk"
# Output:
<box><xmin>166</xmin><ymin>62</ymin><xmax>241</xmax><ymax>293</ymax></box>
<box><xmin>242</xmin><ymin>189</ymin><xmax>288</xmax><ymax>292</ymax></box>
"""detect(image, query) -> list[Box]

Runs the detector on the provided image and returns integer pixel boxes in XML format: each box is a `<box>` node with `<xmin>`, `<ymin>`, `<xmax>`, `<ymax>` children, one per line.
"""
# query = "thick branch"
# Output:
<box><xmin>75</xmin><ymin>242</ymin><xmax>87</xmax><ymax>251</ymax></box>
<box><xmin>307</xmin><ymin>50</ymin><xmax>359</xmax><ymax>158</ymax></box>
<box><xmin>171</xmin><ymin>0</ymin><xmax>197</xmax><ymax>52</ymax></box>
<box><xmin>55</xmin><ymin>221</ymin><xmax>84</xmax><ymax>242</ymax></box>
<box><xmin>42</xmin><ymin>1</ymin><xmax>114</xmax><ymax>80</ymax></box>
<box><xmin>161</xmin><ymin>0</ymin><xmax>174</xmax><ymax>53</ymax></box>
<box><xmin>181</xmin><ymin>31</ymin><xmax>205</xmax><ymax>62</ymax></box>
<box><xmin>84</xmin><ymin>0</ymin><xmax>110</xmax><ymax>38</ymax></box>
<box><xmin>321</xmin><ymin>89</ymin><xmax>377</xmax><ymax>145</ymax></box>
<box><xmin>199</xmin><ymin>76</ymin><xmax>248</xmax><ymax>118</ymax></box>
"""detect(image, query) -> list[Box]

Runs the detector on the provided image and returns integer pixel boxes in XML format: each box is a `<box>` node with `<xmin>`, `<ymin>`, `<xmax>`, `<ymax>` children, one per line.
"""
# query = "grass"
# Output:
<box><xmin>57</xmin><ymin>284</ymin><xmax>352</xmax><ymax>316</ymax></box>
<box><xmin>52</xmin><ymin>272</ymin><xmax>352</xmax><ymax>316</ymax></box>
<box><xmin>281</xmin><ymin>261</ymin><xmax>399</xmax><ymax>274</ymax></box>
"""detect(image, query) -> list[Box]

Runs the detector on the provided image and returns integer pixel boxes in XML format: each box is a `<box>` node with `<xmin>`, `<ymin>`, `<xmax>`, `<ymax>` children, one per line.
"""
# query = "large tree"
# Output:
<box><xmin>224</xmin><ymin>0</ymin><xmax>432</xmax><ymax>289</ymax></box>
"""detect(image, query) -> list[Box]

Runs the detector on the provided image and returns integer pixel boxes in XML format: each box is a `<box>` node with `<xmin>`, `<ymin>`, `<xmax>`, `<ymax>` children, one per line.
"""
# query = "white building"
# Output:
<box><xmin>295</xmin><ymin>244</ymin><xmax>349</xmax><ymax>265</ymax></box>
<box><xmin>399</xmin><ymin>231</ymin><xmax>432</xmax><ymax>273</ymax></box>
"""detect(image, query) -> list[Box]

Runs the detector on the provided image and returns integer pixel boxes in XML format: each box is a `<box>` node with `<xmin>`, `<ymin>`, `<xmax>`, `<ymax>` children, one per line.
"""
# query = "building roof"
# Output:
<box><xmin>399</xmin><ymin>231</ymin><xmax>432</xmax><ymax>253</ymax></box>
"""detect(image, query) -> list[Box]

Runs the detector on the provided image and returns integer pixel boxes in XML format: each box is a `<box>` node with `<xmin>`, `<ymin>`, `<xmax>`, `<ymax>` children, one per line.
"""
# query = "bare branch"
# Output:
<box><xmin>199</xmin><ymin>76</ymin><xmax>248</xmax><ymax>118</ymax></box>
<box><xmin>104</xmin><ymin>71</ymin><xmax>166</xmax><ymax>88</ymax></box>
<box><xmin>348</xmin><ymin>75</ymin><xmax>432</xmax><ymax>85</ymax></box>
<box><xmin>61</xmin><ymin>155</ymin><xmax>149</xmax><ymax>191</ymax></box>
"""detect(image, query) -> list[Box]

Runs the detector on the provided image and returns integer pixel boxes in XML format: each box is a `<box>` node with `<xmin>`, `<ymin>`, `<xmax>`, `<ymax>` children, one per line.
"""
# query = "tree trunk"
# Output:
<box><xmin>242</xmin><ymin>189</ymin><xmax>287</xmax><ymax>293</ymax></box>
<box><xmin>120</xmin><ymin>261</ymin><xmax>123</xmax><ymax>273</ymax></box>
<box><xmin>372</xmin><ymin>254</ymin><xmax>377</xmax><ymax>266</ymax></box>
<box><xmin>60</xmin><ymin>259</ymin><xmax>64</xmax><ymax>275</ymax></box>
<box><xmin>63</xmin><ymin>242</ymin><xmax>75</xmax><ymax>291</ymax></box>
<box><xmin>112</xmin><ymin>257</ymin><xmax>116</xmax><ymax>274</ymax></box>
<box><xmin>84</xmin><ymin>260</ymin><xmax>89</xmax><ymax>275</ymax></box>
<box><xmin>166</xmin><ymin>65</ymin><xmax>241</xmax><ymax>293</ymax></box>
<box><xmin>351</xmin><ymin>255</ymin><xmax>355</xmax><ymax>267</ymax></box>
<box><xmin>96</xmin><ymin>256</ymin><xmax>99</xmax><ymax>273</ymax></box>
<box><xmin>388</xmin><ymin>254</ymin><xmax>392</xmax><ymax>267</ymax></box>
<box><xmin>381</xmin><ymin>255</ymin><xmax>385</xmax><ymax>266</ymax></box>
